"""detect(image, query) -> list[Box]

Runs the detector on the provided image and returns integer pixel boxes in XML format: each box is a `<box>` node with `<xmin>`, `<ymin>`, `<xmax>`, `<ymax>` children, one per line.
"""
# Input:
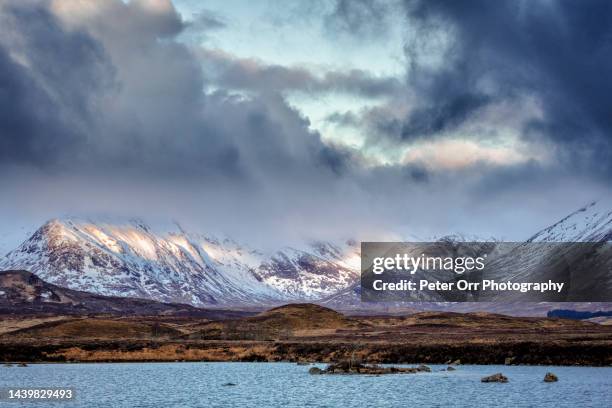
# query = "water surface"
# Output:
<box><xmin>1</xmin><ymin>362</ymin><xmax>610</xmax><ymax>407</ymax></box>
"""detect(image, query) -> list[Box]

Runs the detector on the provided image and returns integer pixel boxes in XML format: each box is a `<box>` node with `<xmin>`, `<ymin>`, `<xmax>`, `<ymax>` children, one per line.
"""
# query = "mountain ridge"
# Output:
<box><xmin>1</xmin><ymin>200</ymin><xmax>611</xmax><ymax>313</ymax></box>
<box><xmin>0</xmin><ymin>218</ymin><xmax>359</xmax><ymax>306</ymax></box>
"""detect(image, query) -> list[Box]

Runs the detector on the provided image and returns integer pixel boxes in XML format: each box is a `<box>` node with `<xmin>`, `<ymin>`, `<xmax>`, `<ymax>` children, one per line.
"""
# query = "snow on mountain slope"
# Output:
<box><xmin>320</xmin><ymin>200</ymin><xmax>612</xmax><ymax>314</ymax></box>
<box><xmin>2</xmin><ymin>201</ymin><xmax>609</xmax><ymax>313</ymax></box>
<box><xmin>0</xmin><ymin>219</ymin><xmax>359</xmax><ymax>306</ymax></box>
<box><xmin>474</xmin><ymin>200</ymin><xmax>612</xmax><ymax>302</ymax></box>
<box><xmin>527</xmin><ymin>200</ymin><xmax>612</xmax><ymax>243</ymax></box>
<box><xmin>257</xmin><ymin>244</ymin><xmax>358</xmax><ymax>299</ymax></box>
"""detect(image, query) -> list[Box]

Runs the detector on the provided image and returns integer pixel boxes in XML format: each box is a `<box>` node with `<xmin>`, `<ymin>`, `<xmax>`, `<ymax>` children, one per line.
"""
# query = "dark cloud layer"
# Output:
<box><xmin>0</xmin><ymin>0</ymin><xmax>348</xmax><ymax>185</ymax></box>
<box><xmin>401</xmin><ymin>0</ymin><xmax>612</xmax><ymax>175</ymax></box>
<box><xmin>0</xmin><ymin>2</ymin><xmax>111</xmax><ymax>168</ymax></box>
<box><xmin>325</xmin><ymin>0</ymin><xmax>394</xmax><ymax>39</ymax></box>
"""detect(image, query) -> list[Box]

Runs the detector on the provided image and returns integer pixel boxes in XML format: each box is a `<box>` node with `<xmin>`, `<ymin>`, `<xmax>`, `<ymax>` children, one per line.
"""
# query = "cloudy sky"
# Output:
<box><xmin>1</xmin><ymin>0</ymin><xmax>611</xmax><ymax>251</ymax></box>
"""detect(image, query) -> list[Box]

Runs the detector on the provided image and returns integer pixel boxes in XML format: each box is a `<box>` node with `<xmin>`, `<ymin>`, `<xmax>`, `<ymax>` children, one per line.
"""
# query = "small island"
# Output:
<box><xmin>309</xmin><ymin>361</ymin><xmax>434</xmax><ymax>375</ymax></box>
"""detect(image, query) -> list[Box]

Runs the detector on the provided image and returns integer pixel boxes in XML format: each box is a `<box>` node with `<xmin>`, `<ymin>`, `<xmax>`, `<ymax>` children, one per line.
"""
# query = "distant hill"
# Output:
<box><xmin>4</xmin><ymin>318</ymin><xmax>183</xmax><ymax>341</ymax></box>
<box><xmin>548</xmin><ymin>309</ymin><xmax>612</xmax><ymax>320</ymax></box>
<box><xmin>187</xmin><ymin>303</ymin><xmax>356</xmax><ymax>341</ymax></box>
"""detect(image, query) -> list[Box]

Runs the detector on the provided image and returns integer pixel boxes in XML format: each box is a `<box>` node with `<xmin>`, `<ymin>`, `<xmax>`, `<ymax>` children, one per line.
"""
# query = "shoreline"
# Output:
<box><xmin>3</xmin><ymin>361</ymin><xmax>612</xmax><ymax>368</ymax></box>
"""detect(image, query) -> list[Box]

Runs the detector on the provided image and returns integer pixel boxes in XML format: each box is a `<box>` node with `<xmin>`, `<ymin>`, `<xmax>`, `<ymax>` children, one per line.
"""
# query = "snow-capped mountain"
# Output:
<box><xmin>0</xmin><ymin>218</ymin><xmax>359</xmax><ymax>306</ymax></box>
<box><xmin>321</xmin><ymin>200</ymin><xmax>612</xmax><ymax>314</ymax></box>
<box><xmin>1</xmin><ymin>201</ymin><xmax>610</xmax><ymax>313</ymax></box>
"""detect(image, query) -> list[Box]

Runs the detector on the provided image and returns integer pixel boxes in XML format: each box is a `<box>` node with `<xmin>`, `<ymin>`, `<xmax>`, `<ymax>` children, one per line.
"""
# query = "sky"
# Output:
<box><xmin>1</xmin><ymin>0</ymin><xmax>612</xmax><ymax>252</ymax></box>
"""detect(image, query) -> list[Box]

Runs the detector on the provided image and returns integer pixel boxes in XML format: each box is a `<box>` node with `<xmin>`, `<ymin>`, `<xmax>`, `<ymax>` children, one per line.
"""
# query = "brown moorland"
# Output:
<box><xmin>1</xmin><ymin>304</ymin><xmax>611</xmax><ymax>366</ymax></box>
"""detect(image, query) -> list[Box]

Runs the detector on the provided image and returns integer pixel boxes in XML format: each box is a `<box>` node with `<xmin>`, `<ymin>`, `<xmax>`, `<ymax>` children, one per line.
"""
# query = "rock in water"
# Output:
<box><xmin>417</xmin><ymin>365</ymin><xmax>432</xmax><ymax>372</ymax></box>
<box><xmin>309</xmin><ymin>367</ymin><xmax>324</xmax><ymax>375</ymax></box>
<box><xmin>18</xmin><ymin>363</ymin><xmax>28</xmax><ymax>367</ymax></box>
<box><xmin>447</xmin><ymin>366</ymin><xmax>456</xmax><ymax>371</ymax></box>
<box><xmin>544</xmin><ymin>372</ymin><xmax>558</xmax><ymax>382</ymax></box>
<box><xmin>481</xmin><ymin>373</ymin><xmax>508</xmax><ymax>383</ymax></box>
<box><xmin>222</xmin><ymin>383</ymin><xmax>237</xmax><ymax>387</ymax></box>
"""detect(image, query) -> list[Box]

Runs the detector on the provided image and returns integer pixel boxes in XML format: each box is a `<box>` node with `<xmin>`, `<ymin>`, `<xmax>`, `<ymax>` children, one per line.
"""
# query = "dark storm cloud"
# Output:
<box><xmin>400</xmin><ymin>0</ymin><xmax>612</xmax><ymax>174</ymax></box>
<box><xmin>401</xmin><ymin>94</ymin><xmax>491</xmax><ymax>140</ymax></box>
<box><xmin>325</xmin><ymin>0</ymin><xmax>394</xmax><ymax>39</ymax></box>
<box><xmin>0</xmin><ymin>0</ymin><xmax>349</xmax><ymax>184</ymax></box>
<box><xmin>0</xmin><ymin>1</ymin><xmax>112</xmax><ymax>168</ymax></box>
<box><xmin>198</xmin><ymin>48</ymin><xmax>401</xmax><ymax>98</ymax></box>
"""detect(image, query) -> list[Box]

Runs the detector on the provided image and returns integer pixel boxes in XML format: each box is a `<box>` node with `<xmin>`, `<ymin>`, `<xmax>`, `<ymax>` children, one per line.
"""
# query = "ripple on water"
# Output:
<box><xmin>0</xmin><ymin>363</ymin><xmax>610</xmax><ymax>408</ymax></box>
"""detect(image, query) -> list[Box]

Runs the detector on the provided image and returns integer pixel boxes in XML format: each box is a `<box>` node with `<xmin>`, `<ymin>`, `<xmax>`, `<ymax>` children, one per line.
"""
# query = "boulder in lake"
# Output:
<box><xmin>417</xmin><ymin>365</ymin><xmax>432</xmax><ymax>372</ymax></box>
<box><xmin>544</xmin><ymin>372</ymin><xmax>558</xmax><ymax>382</ymax></box>
<box><xmin>447</xmin><ymin>366</ymin><xmax>456</xmax><ymax>371</ymax></box>
<box><xmin>481</xmin><ymin>373</ymin><xmax>508</xmax><ymax>383</ymax></box>
<box><xmin>309</xmin><ymin>367</ymin><xmax>324</xmax><ymax>375</ymax></box>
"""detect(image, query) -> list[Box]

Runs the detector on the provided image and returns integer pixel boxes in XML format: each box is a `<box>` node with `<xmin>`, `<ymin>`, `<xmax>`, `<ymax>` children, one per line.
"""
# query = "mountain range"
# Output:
<box><xmin>0</xmin><ymin>218</ymin><xmax>359</xmax><ymax>307</ymax></box>
<box><xmin>1</xmin><ymin>200</ymin><xmax>611</xmax><ymax>315</ymax></box>
<box><xmin>321</xmin><ymin>200</ymin><xmax>612</xmax><ymax>314</ymax></box>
